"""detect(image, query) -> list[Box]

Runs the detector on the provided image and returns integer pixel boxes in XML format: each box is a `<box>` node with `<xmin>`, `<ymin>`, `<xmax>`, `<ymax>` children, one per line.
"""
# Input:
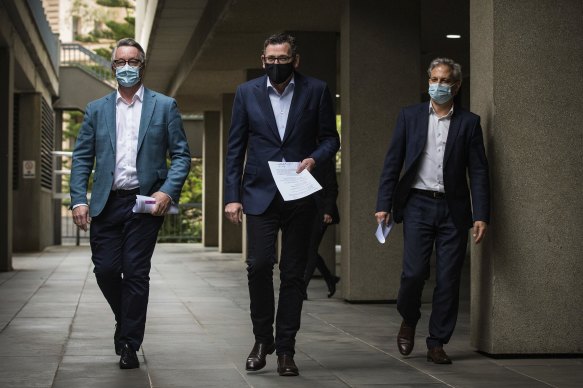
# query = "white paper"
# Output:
<box><xmin>132</xmin><ymin>195</ymin><xmax>179</xmax><ymax>215</ymax></box>
<box><xmin>375</xmin><ymin>219</ymin><xmax>394</xmax><ymax>244</ymax></box>
<box><xmin>268</xmin><ymin>161</ymin><xmax>322</xmax><ymax>201</ymax></box>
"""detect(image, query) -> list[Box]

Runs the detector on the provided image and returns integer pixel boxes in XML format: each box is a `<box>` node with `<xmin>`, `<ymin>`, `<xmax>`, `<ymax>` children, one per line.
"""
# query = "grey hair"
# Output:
<box><xmin>427</xmin><ymin>57</ymin><xmax>462</xmax><ymax>82</ymax></box>
<box><xmin>111</xmin><ymin>38</ymin><xmax>146</xmax><ymax>63</ymax></box>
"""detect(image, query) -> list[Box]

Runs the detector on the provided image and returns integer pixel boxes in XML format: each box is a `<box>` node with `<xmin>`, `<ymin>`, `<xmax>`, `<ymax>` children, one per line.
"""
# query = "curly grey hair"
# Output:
<box><xmin>427</xmin><ymin>57</ymin><xmax>462</xmax><ymax>82</ymax></box>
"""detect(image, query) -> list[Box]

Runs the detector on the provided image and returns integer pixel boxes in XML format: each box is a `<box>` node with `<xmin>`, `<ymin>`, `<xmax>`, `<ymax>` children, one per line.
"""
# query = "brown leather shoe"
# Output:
<box><xmin>397</xmin><ymin>321</ymin><xmax>415</xmax><ymax>355</ymax></box>
<box><xmin>426</xmin><ymin>347</ymin><xmax>452</xmax><ymax>364</ymax></box>
<box><xmin>245</xmin><ymin>342</ymin><xmax>275</xmax><ymax>371</ymax></box>
<box><xmin>277</xmin><ymin>354</ymin><xmax>299</xmax><ymax>376</ymax></box>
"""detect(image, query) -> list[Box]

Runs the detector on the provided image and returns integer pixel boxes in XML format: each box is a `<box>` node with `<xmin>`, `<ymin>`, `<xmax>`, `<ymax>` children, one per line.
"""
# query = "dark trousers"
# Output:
<box><xmin>245</xmin><ymin>193</ymin><xmax>316</xmax><ymax>356</ymax></box>
<box><xmin>398</xmin><ymin>192</ymin><xmax>468</xmax><ymax>349</ymax></box>
<box><xmin>89</xmin><ymin>189</ymin><xmax>164</xmax><ymax>351</ymax></box>
<box><xmin>304</xmin><ymin>218</ymin><xmax>334</xmax><ymax>290</ymax></box>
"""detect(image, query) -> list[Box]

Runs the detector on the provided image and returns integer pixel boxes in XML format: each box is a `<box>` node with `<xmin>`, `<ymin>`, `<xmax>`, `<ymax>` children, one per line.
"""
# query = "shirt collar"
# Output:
<box><xmin>266</xmin><ymin>74</ymin><xmax>296</xmax><ymax>95</ymax></box>
<box><xmin>429</xmin><ymin>101</ymin><xmax>454</xmax><ymax>119</ymax></box>
<box><xmin>116</xmin><ymin>84</ymin><xmax>144</xmax><ymax>105</ymax></box>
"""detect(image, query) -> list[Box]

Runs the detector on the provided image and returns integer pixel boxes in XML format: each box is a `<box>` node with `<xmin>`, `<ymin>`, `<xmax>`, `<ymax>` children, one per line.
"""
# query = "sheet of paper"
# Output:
<box><xmin>132</xmin><ymin>195</ymin><xmax>179</xmax><ymax>215</ymax></box>
<box><xmin>268</xmin><ymin>161</ymin><xmax>322</xmax><ymax>201</ymax></box>
<box><xmin>375</xmin><ymin>219</ymin><xmax>394</xmax><ymax>244</ymax></box>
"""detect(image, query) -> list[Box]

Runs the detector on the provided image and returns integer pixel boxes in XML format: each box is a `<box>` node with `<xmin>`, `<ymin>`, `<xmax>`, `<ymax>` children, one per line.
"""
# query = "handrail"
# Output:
<box><xmin>60</xmin><ymin>43</ymin><xmax>116</xmax><ymax>86</ymax></box>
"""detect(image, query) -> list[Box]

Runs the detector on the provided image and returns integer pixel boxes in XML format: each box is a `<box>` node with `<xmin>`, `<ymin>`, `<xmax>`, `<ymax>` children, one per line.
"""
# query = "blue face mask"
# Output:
<box><xmin>428</xmin><ymin>83</ymin><xmax>454</xmax><ymax>104</ymax></box>
<box><xmin>115</xmin><ymin>64</ymin><xmax>141</xmax><ymax>87</ymax></box>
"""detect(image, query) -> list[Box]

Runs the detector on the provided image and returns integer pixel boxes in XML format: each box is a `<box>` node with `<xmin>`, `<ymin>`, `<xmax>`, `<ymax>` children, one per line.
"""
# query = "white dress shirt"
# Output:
<box><xmin>412</xmin><ymin>103</ymin><xmax>454</xmax><ymax>193</ymax></box>
<box><xmin>267</xmin><ymin>75</ymin><xmax>295</xmax><ymax>141</ymax></box>
<box><xmin>112</xmin><ymin>85</ymin><xmax>144</xmax><ymax>190</ymax></box>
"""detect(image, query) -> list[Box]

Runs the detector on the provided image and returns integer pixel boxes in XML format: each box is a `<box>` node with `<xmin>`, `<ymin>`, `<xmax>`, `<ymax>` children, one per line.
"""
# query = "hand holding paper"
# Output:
<box><xmin>375</xmin><ymin>219</ymin><xmax>394</xmax><ymax>244</ymax></box>
<box><xmin>133</xmin><ymin>195</ymin><xmax>179</xmax><ymax>215</ymax></box>
<box><xmin>268</xmin><ymin>161</ymin><xmax>322</xmax><ymax>201</ymax></box>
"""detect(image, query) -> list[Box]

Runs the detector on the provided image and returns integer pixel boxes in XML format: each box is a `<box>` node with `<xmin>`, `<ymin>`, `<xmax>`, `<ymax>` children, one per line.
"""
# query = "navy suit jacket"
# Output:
<box><xmin>70</xmin><ymin>87</ymin><xmax>191</xmax><ymax>217</ymax></box>
<box><xmin>376</xmin><ymin>102</ymin><xmax>490</xmax><ymax>231</ymax></box>
<box><xmin>224</xmin><ymin>73</ymin><xmax>340</xmax><ymax>215</ymax></box>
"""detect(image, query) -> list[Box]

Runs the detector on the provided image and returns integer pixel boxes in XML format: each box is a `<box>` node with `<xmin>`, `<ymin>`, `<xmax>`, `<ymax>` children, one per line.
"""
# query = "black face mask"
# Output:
<box><xmin>265</xmin><ymin>63</ymin><xmax>294</xmax><ymax>85</ymax></box>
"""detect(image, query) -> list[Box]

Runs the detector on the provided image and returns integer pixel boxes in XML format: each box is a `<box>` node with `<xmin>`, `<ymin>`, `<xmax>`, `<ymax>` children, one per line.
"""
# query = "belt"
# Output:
<box><xmin>111</xmin><ymin>188</ymin><xmax>140</xmax><ymax>197</ymax></box>
<box><xmin>411</xmin><ymin>188</ymin><xmax>446</xmax><ymax>199</ymax></box>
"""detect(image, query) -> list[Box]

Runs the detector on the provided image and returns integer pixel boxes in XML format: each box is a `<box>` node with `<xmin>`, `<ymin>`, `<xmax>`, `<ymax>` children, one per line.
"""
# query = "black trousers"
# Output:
<box><xmin>245</xmin><ymin>193</ymin><xmax>316</xmax><ymax>356</ymax></box>
<box><xmin>304</xmin><ymin>217</ymin><xmax>334</xmax><ymax>290</ymax></box>
<box><xmin>398</xmin><ymin>192</ymin><xmax>468</xmax><ymax>349</ymax></box>
<box><xmin>89</xmin><ymin>189</ymin><xmax>164</xmax><ymax>352</ymax></box>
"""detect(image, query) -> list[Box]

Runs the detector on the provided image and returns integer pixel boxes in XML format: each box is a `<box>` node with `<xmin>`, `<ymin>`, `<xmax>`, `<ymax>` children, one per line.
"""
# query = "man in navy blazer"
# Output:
<box><xmin>224</xmin><ymin>33</ymin><xmax>339</xmax><ymax>376</ymax></box>
<box><xmin>375</xmin><ymin>58</ymin><xmax>490</xmax><ymax>364</ymax></box>
<box><xmin>70</xmin><ymin>38</ymin><xmax>191</xmax><ymax>369</ymax></box>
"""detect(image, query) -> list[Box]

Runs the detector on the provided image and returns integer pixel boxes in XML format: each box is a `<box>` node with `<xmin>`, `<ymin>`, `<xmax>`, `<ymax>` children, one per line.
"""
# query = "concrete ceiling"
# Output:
<box><xmin>143</xmin><ymin>0</ymin><xmax>468</xmax><ymax>115</ymax></box>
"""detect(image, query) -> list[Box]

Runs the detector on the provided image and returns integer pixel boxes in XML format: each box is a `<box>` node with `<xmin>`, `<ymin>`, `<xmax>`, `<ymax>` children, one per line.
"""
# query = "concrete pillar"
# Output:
<box><xmin>0</xmin><ymin>47</ymin><xmax>14</xmax><ymax>271</ymax></box>
<box><xmin>219</xmin><ymin>93</ymin><xmax>242</xmax><ymax>253</ymax></box>
<box><xmin>13</xmin><ymin>93</ymin><xmax>55</xmax><ymax>252</ymax></box>
<box><xmin>470</xmin><ymin>0</ymin><xmax>583</xmax><ymax>354</ymax></box>
<box><xmin>53</xmin><ymin>110</ymin><xmax>63</xmax><ymax>245</ymax></box>
<box><xmin>340</xmin><ymin>0</ymin><xmax>420</xmax><ymax>301</ymax></box>
<box><xmin>202</xmin><ymin>111</ymin><xmax>220</xmax><ymax>247</ymax></box>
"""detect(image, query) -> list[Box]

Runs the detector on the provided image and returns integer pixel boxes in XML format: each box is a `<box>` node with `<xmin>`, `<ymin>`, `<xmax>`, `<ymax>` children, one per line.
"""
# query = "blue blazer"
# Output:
<box><xmin>224</xmin><ymin>73</ymin><xmax>340</xmax><ymax>215</ymax></box>
<box><xmin>376</xmin><ymin>102</ymin><xmax>490</xmax><ymax>230</ymax></box>
<box><xmin>70</xmin><ymin>88</ymin><xmax>191</xmax><ymax>217</ymax></box>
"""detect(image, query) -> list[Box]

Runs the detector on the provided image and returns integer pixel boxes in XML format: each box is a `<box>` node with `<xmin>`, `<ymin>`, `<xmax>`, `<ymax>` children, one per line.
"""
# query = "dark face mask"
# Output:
<box><xmin>265</xmin><ymin>63</ymin><xmax>294</xmax><ymax>84</ymax></box>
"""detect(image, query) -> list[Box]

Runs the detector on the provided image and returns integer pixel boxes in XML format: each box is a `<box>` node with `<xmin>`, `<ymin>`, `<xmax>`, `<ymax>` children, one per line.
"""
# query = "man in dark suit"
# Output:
<box><xmin>375</xmin><ymin>57</ymin><xmax>490</xmax><ymax>364</ymax></box>
<box><xmin>224</xmin><ymin>33</ymin><xmax>339</xmax><ymax>376</ymax></box>
<box><xmin>70</xmin><ymin>38</ymin><xmax>191</xmax><ymax>369</ymax></box>
<box><xmin>304</xmin><ymin>159</ymin><xmax>340</xmax><ymax>299</ymax></box>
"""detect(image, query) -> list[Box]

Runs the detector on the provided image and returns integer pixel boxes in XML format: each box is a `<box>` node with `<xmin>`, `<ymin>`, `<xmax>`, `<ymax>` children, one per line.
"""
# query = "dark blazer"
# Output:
<box><xmin>224</xmin><ymin>72</ymin><xmax>340</xmax><ymax>215</ymax></box>
<box><xmin>376</xmin><ymin>102</ymin><xmax>490</xmax><ymax>231</ymax></box>
<box><xmin>70</xmin><ymin>88</ymin><xmax>191</xmax><ymax>217</ymax></box>
<box><xmin>314</xmin><ymin>159</ymin><xmax>340</xmax><ymax>224</ymax></box>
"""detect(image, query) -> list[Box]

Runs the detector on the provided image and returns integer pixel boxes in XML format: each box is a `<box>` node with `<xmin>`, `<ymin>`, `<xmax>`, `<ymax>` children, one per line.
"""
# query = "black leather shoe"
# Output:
<box><xmin>427</xmin><ymin>347</ymin><xmax>452</xmax><ymax>364</ymax></box>
<box><xmin>245</xmin><ymin>342</ymin><xmax>275</xmax><ymax>371</ymax></box>
<box><xmin>326</xmin><ymin>276</ymin><xmax>340</xmax><ymax>298</ymax></box>
<box><xmin>119</xmin><ymin>343</ymin><xmax>139</xmax><ymax>369</ymax></box>
<box><xmin>277</xmin><ymin>354</ymin><xmax>299</xmax><ymax>376</ymax></box>
<box><xmin>397</xmin><ymin>321</ymin><xmax>415</xmax><ymax>356</ymax></box>
<box><xmin>114</xmin><ymin>323</ymin><xmax>122</xmax><ymax>355</ymax></box>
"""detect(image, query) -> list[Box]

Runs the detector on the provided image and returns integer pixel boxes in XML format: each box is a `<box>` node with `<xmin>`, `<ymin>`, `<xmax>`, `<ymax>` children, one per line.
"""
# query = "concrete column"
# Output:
<box><xmin>470</xmin><ymin>0</ymin><xmax>583</xmax><ymax>354</ymax></box>
<box><xmin>219</xmin><ymin>93</ymin><xmax>242</xmax><ymax>253</ymax></box>
<box><xmin>340</xmin><ymin>0</ymin><xmax>420</xmax><ymax>301</ymax></box>
<box><xmin>0</xmin><ymin>47</ymin><xmax>14</xmax><ymax>271</ymax></box>
<box><xmin>53</xmin><ymin>110</ymin><xmax>63</xmax><ymax>245</ymax></box>
<box><xmin>202</xmin><ymin>111</ymin><xmax>220</xmax><ymax>247</ymax></box>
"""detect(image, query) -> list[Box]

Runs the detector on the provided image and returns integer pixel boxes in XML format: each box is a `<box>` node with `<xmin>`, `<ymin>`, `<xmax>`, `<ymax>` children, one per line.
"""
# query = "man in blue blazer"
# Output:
<box><xmin>224</xmin><ymin>33</ymin><xmax>339</xmax><ymax>376</ymax></box>
<box><xmin>70</xmin><ymin>38</ymin><xmax>191</xmax><ymax>369</ymax></box>
<box><xmin>375</xmin><ymin>58</ymin><xmax>490</xmax><ymax>364</ymax></box>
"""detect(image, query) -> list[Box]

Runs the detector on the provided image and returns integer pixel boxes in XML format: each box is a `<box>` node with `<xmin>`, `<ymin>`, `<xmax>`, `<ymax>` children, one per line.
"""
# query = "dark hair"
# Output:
<box><xmin>263</xmin><ymin>33</ymin><xmax>297</xmax><ymax>56</ymax></box>
<box><xmin>111</xmin><ymin>38</ymin><xmax>146</xmax><ymax>63</ymax></box>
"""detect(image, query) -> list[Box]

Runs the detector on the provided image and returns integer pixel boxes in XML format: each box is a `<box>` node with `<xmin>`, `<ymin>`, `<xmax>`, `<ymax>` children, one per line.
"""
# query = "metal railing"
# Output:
<box><xmin>60</xmin><ymin>43</ymin><xmax>116</xmax><ymax>87</ymax></box>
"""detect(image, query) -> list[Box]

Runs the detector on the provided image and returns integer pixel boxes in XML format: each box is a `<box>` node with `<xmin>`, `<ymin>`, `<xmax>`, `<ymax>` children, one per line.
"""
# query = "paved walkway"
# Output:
<box><xmin>0</xmin><ymin>244</ymin><xmax>580</xmax><ymax>387</ymax></box>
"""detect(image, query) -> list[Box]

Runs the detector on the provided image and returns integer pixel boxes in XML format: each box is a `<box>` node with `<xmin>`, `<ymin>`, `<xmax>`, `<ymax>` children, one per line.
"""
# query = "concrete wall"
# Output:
<box><xmin>470</xmin><ymin>0</ymin><xmax>583</xmax><ymax>354</ymax></box>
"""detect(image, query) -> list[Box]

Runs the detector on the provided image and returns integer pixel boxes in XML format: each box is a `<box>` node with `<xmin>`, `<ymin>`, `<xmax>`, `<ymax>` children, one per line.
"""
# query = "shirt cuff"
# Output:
<box><xmin>72</xmin><ymin>204</ymin><xmax>88</xmax><ymax>210</ymax></box>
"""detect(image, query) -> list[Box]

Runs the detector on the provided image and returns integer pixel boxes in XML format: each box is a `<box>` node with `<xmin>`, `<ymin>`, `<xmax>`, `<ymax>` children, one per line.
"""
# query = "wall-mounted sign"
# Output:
<box><xmin>23</xmin><ymin>160</ymin><xmax>36</xmax><ymax>179</ymax></box>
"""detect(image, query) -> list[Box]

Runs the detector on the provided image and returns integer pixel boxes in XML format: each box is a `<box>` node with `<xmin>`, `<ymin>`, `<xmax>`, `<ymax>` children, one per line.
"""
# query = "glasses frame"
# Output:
<box><xmin>262</xmin><ymin>55</ymin><xmax>295</xmax><ymax>65</ymax></box>
<box><xmin>112</xmin><ymin>58</ymin><xmax>143</xmax><ymax>69</ymax></box>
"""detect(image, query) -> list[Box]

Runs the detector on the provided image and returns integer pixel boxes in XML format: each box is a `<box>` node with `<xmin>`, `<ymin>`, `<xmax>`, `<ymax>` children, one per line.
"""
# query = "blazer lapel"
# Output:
<box><xmin>105</xmin><ymin>92</ymin><xmax>116</xmax><ymax>152</ymax></box>
<box><xmin>282</xmin><ymin>74</ymin><xmax>310</xmax><ymax>144</ymax></box>
<box><xmin>137</xmin><ymin>88</ymin><xmax>156</xmax><ymax>153</ymax></box>
<box><xmin>253</xmin><ymin>77</ymin><xmax>280</xmax><ymax>141</ymax></box>
<box><xmin>412</xmin><ymin>103</ymin><xmax>430</xmax><ymax>160</ymax></box>
<box><xmin>444</xmin><ymin>108</ymin><xmax>461</xmax><ymax>165</ymax></box>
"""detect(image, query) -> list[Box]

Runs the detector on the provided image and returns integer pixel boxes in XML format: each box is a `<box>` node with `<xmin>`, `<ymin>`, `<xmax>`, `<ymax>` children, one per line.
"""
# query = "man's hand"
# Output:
<box><xmin>72</xmin><ymin>205</ymin><xmax>91</xmax><ymax>231</ymax></box>
<box><xmin>225</xmin><ymin>202</ymin><xmax>243</xmax><ymax>224</ymax></box>
<box><xmin>323</xmin><ymin>214</ymin><xmax>333</xmax><ymax>224</ymax></box>
<box><xmin>375</xmin><ymin>211</ymin><xmax>391</xmax><ymax>225</ymax></box>
<box><xmin>472</xmin><ymin>221</ymin><xmax>488</xmax><ymax>244</ymax></box>
<box><xmin>150</xmin><ymin>191</ymin><xmax>172</xmax><ymax>216</ymax></box>
<box><xmin>296</xmin><ymin>158</ymin><xmax>316</xmax><ymax>173</ymax></box>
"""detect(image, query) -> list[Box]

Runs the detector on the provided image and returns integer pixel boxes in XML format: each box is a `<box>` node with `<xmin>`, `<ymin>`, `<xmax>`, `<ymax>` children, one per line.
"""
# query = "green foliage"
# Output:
<box><xmin>64</xmin><ymin>111</ymin><xmax>84</xmax><ymax>139</ymax></box>
<box><xmin>96</xmin><ymin>0</ymin><xmax>134</xmax><ymax>8</ymax></box>
<box><xmin>94</xmin><ymin>47</ymin><xmax>114</xmax><ymax>61</ymax></box>
<box><xmin>105</xmin><ymin>18</ymin><xmax>135</xmax><ymax>40</ymax></box>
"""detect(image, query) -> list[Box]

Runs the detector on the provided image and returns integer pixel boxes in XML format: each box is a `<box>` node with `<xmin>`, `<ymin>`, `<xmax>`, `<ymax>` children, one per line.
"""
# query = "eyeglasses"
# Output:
<box><xmin>112</xmin><ymin>58</ymin><xmax>142</xmax><ymax>69</ymax></box>
<box><xmin>263</xmin><ymin>55</ymin><xmax>295</xmax><ymax>64</ymax></box>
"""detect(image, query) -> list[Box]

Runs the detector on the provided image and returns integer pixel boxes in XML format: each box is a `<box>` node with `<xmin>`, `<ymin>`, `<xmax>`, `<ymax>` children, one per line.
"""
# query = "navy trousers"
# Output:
<box><xmin>245</xmin><ymin>193</ymin><xmax>316</xmax><ymax>356</ymax></box>
<box><xmin>89</xmin><ymin>189</ymin><xmax>164</xmax><ymax>352</ymax></box>
<box><xmin>398</xmin><ymin>192</ymin><xmax>468</xmax><ymax>349</ymax></box>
